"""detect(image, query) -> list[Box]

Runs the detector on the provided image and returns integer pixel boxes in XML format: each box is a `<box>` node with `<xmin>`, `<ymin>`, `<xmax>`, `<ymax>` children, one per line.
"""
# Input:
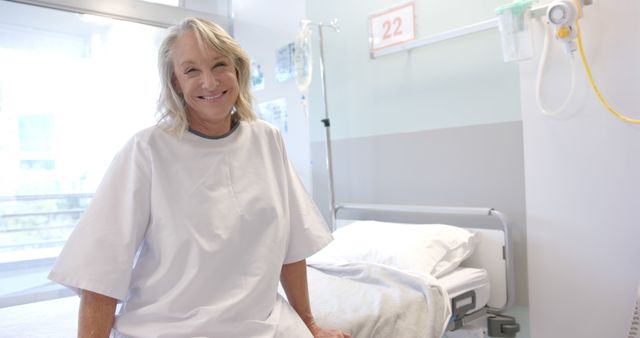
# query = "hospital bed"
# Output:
<box><xmin>304</xmin><ymin>203</ymin><xmax>520</xmax><ymax>338</ymax></box>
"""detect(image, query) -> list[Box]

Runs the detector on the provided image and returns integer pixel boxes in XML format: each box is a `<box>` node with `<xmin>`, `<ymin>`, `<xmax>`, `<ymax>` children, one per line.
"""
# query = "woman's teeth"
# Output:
<box><xmin>200</xmin><ymin>92</ymin><xmax>225</xmax><ymax>100</ymax></box>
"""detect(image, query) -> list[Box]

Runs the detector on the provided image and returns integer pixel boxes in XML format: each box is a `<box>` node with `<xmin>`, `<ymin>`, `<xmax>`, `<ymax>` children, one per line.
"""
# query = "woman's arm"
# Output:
<box><xmin>78</xmin><ymin>289</ymin><xmax>117</xmax><ymax>338</ymax></box>
<box><xmin>280</xmin><ymin>260</ymin><xmax>351</xmax><ymax>338</ymax></box>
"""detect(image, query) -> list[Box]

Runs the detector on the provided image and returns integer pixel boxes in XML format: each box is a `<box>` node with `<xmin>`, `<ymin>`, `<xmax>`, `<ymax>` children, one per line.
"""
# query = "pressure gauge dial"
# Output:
<box><xmin>547</xmin><ymin>1</ymin><xmax>576</xmax><ymax>26</ymax></box>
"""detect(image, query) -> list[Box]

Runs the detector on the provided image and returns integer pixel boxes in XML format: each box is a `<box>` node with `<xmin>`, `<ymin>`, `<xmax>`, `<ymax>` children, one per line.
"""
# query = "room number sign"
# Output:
<box><xmin>369</xmin><ymin>2</ymin><xmax>416</xmax><ymax>51</ymax></box>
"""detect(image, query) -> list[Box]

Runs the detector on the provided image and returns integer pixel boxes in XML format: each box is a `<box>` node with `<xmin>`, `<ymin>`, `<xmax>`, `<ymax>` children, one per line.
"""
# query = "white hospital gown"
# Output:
<box><xmin>48</xmin><ymin>120</ymin><xmax>333</xmax><ymax>338</ymax></box>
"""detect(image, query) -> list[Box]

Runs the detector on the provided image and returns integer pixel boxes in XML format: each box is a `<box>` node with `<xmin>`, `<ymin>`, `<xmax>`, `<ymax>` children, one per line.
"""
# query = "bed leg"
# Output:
<box><xmin>487</xmin><ymin>314</ymin><xmax>520</xmax><ymax>337</ymax></box>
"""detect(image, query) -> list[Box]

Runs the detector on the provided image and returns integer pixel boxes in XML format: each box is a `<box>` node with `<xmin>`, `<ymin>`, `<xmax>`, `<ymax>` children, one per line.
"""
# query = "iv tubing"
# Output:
<box><xmin>536</xmin><ymin>20</ymin><xmax>577</xmax><ymax>117</ymax></box>
<box><xmin>575</xmin><ymin>20</ymin><xmax>640</xmax><ymax>124</ymax></box>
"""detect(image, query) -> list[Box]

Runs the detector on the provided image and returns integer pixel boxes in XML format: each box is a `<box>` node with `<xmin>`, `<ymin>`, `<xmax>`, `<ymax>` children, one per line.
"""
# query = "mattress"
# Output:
<box><xmin>439</xmin><ymin>267</ymin><xmax>490</xmax><ymax>313</ymax></box>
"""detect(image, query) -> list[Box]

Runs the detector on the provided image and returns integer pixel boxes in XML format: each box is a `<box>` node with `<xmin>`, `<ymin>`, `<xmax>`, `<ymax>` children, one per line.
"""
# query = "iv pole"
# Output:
<box><xmin>305</xmin><ymin>19</ymin><xmax>339</xmax><ymax>230</ymax></box>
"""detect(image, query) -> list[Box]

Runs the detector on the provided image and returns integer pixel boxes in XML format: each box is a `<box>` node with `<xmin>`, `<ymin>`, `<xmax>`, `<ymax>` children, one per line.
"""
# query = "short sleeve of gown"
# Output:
<box><xmin>48</xmin><ymin>134</ymin><xmax>151</xmax><ymax>301</ymax></box>
<box><xmin>275</xmin><ymin>131</ymin><xmax>333</xmax><ymax>264</ymax></box>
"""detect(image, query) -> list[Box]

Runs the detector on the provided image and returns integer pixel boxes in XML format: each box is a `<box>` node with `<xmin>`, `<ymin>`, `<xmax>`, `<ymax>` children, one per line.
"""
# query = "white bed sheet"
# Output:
<box><xmin>439</xmin><ymin>267</ymin><xmax>490</xmax><ymax>314</ymax></box>
<box><xmin>306</xmin><ymin>262</ymin><xmax>451</xmax><ymax>338</ymax></box>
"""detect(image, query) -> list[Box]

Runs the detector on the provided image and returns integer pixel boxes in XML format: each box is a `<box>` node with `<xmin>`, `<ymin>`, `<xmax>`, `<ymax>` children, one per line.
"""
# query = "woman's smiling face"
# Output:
<box><xmin>171</xmin><ymin>29</ymin><xmax>239</xmax><ymax>136</ymax></box>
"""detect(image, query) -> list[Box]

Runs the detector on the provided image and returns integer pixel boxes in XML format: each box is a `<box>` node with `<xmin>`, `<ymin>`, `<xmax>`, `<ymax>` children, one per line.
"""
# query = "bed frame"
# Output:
<box><xmin>334</xmin><ymin>203</ymin><xmax>520</xmax><ymax>337</ymax></box>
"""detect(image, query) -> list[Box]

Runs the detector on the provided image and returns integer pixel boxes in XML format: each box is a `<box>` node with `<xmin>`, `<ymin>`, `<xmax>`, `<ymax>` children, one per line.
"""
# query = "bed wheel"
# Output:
<box><xmin>487</xmin><ymin>314</ymin><xmax>520</xmax><ymax>337</ymax></box>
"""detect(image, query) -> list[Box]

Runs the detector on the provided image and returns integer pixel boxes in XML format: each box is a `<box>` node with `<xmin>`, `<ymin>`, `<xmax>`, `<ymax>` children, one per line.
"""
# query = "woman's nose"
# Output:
<box><xmin>202</xmin><ymin>71</ymin><xmax>219</xmax><ymax>90</ymax></box>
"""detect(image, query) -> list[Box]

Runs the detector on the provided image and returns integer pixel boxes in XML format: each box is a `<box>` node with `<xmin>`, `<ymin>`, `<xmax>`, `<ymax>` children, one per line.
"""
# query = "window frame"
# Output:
<box><xmin>4</xmin><ymin>0</ymin><xmax>232</xmax><ymax>31</ymax></box>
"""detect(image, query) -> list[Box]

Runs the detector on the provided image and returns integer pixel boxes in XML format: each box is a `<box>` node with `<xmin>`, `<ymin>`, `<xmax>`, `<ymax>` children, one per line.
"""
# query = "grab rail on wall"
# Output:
<box><xmin>369</xmin><ymin>3</ymin><xmax>560</xmax><ymax>59</ymax></box>
<box><xmin>370</xmin><ymin>18</ymin><xmax>499</xmax><ymax>59</ymax></box>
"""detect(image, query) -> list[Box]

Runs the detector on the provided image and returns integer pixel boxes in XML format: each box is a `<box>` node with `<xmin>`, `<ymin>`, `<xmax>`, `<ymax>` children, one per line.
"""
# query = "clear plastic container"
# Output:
<box><xmin>496</xmin><ymin>0</ymin><xmax>534</xmax><ymax>63</ymax></box>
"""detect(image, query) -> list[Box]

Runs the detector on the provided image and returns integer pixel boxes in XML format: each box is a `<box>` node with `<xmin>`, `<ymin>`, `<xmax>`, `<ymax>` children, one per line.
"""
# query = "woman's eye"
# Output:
<box><xmin>214</xmin><ymin>62</ymin><xmax>227</xmax><ymax>69</ymax></box>
<box><xmin>184</xmin><ymin>68</ymin><xmax>197</xmax><ymax>74</ymax></box>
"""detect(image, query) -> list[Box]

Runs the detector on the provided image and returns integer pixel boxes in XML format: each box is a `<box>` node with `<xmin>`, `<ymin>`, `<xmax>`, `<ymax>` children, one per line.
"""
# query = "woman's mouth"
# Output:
<box><xmin>199</xmin><ymin>91</ymin><xmax>226</xmax><ymax>100</ymax></box>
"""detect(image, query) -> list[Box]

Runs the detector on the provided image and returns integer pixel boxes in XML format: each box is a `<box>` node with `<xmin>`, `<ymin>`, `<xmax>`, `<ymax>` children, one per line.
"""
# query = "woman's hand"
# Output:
<box><xmin>280</xmin><ymin>260</ymin><xmax>351</xmax><ymax>338</ymax></box>
<box><xmin>308</xmin><ymin>321</ymin><xmax>352</xmax><ymax>338</ymax></box>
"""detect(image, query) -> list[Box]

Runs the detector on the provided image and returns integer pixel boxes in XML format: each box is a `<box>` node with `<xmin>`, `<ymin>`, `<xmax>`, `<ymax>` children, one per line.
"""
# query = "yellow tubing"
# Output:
<box><xmin>575</xmin><ymin>20</ymin><xmax>640</xmax><ymax>124</ymax></box>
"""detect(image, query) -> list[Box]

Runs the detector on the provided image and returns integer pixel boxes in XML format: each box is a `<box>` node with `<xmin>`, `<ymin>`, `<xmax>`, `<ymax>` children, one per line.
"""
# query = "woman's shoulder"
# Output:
<box><xmin>124</xmin><ymin>125</ymin><xmax>156</xmax><ymax>146</ymax></box>
<box><xmin>134</xmin><ymin>124</ymin><xmax>190</xmax><ymax>143</ymax></box>
<box><xmin>133</xmin><ymin>125</ymin><xmax>157</xmax><ymax>138</ymax></box>
<box><xmin>243</xmin><ymin>119</ymin><xmax>281</xmax><ymax>139</ymax></box>
<box><xmin>245</xmin><ymin>118</ymin><xmax>276</xmax><ymax>130</ymax></box>
<box><xmin>117</xmin><ymin>125</ymin><xmax>167</xmax><ymax>155</ymax></box>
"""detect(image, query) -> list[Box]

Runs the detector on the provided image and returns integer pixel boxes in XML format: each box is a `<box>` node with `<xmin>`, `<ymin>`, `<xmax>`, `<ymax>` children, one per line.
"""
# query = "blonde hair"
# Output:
<box><xmin>156</xmin><ymin>17</ymin><xmax>256</xmax><ymax>135</ymax></box>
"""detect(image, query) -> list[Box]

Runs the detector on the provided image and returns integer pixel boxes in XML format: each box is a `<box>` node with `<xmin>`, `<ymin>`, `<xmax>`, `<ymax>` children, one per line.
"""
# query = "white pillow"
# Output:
<box><xmin>310</xmin><ymin>220</ymin><xmax>477</xmax><ymax>278</ymax></box>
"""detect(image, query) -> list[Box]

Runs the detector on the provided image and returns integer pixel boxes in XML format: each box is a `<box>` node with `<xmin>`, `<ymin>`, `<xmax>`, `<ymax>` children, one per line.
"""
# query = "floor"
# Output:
<box><xmin>0</xmin><ymin>298</ymin><xmax>531</xmax><ymax>338</ymax></box>
<box><xmin>505</xmin><ymin>306</ymin><xmax>530</xmax><ymax>338</ymax></box>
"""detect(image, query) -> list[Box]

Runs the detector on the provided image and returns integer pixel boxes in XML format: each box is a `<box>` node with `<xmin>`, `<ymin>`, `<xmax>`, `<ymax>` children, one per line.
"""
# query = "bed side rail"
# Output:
<box><xmin>334</xmin><ymin>203</ymin><xmax>515</xmax><ymax>313</ymax></box>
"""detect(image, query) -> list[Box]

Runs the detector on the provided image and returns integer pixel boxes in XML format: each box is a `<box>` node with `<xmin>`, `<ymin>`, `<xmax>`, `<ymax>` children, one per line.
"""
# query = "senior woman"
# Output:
<box><xmin>49</xmin><ymin>17</ymin><xmax>350</xmax><ymax>338</ymax></box>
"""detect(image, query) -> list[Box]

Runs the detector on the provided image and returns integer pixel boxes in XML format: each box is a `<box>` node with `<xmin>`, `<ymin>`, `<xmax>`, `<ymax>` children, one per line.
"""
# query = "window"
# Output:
<box><xmin>0</xmin><ymin>1</ymin><xmax>163</xmax><ymax>308</ymax></box>
<box><xmin>18</xmin><ymin>116</ymin><xmax>55</xmax><ymax>152</ymax></box>
<box><xmin>141</xmin><ymin>0</ymin><xmax>232</xmax><ymax>16</ymax></box>
<box><xmin>143</xmin><ymin>0</ymin><xmax>181</xmax><ymax>5</ymax></box>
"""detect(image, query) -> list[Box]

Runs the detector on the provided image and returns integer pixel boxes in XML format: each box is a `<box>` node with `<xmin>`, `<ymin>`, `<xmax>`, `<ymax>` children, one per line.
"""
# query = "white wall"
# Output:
<box><xmin>521</xmin><ymin>1</ymin><xmax>640</xmax><ymax>337</ymax></box>
<box><xmin>305</xmin><ymin>1</ymin><xmax>530</xmax><ymax>310</ymax></box>
<box><xmin>231</xmin><ymin>0</ymin><xmax>312</xmax><ymax>190</ymax></box>
<box><xmin>305</xmin><ymin>0</ymin><xmax>521</xmax><ymax>142</ymax></box>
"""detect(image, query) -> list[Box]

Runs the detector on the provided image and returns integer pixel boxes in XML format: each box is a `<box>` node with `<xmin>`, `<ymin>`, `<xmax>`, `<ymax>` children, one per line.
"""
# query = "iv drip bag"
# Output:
<box><xmin>294</xmin><ymin>22</ymin><xmax>313</xmax><ymax>93</ymax></box>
